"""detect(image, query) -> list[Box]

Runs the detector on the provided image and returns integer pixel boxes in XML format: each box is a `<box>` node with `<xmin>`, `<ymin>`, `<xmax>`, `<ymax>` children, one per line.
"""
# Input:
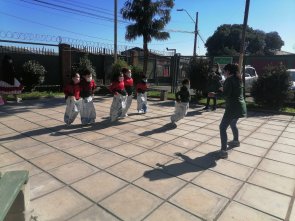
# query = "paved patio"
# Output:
<box><xmin>0</xmin><ymin>96</ymin><xmax>295</xmax><ymax>221</ymax></box>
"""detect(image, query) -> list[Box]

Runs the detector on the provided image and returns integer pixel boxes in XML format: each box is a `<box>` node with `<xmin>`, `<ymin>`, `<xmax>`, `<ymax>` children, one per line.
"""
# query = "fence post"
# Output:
<box><xmin>59</xmin><ymin>43</ymin><xmax>71</xmax><ymax>86</ymax></box>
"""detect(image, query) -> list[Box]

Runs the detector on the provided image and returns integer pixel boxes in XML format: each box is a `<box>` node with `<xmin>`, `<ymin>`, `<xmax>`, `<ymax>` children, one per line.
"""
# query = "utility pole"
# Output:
<box><xmin>193</xmin><ymin>12</ymin><xmax>198</xmax><ymax>57</ymax></box>
<box><xmin>239</xmin><ymin>0</ymin><xmax>250</xmax><ymax>98</ymax></box>
<box><xmin>114</xmin><ymin>0</ymin><xmax>118</xmax><ymax>62</ymax></box>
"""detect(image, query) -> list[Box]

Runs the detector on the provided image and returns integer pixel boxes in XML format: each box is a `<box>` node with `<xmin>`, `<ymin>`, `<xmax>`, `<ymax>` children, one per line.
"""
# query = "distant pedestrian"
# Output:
<box><xmin>0</xmin><ymin>55</ymin><xmax>24</xmax><ymax>104</ymax></box>
<box><xmin>218</xmin><ymin>63</ymin><xmax>247</xmax><ymax>158</ymax></box>
<box><xmin>80</xmin><ymin>69</ymin><xmax>96</xmax><ymax>125</ymax></box>
<box><xmin>109</xmin><ymin>72</ymin><xmax>127</xmax><ymax>122</ymax></box>
<box><xmin>121</xmin><ymin>67</ymin><xmax>133</xmax><ymax>117</ymax></box>
<box><xmin>63</xmin><ymin>72</ymin><xmax>81</xmax><ymax>125</ymax></box>
<box><xmin>203</xmin><ymin>63</ymin><xmax>222</xmax><ymax>111</ymax></box>
<box><xmin>136</xmin><ymin>74</ymin><xmax>148</xmax><ymax>114</ymax></box>
<box><xmin>170</xmin><ymin>79</ymin><xmax>191</xmax><ymax>126</ymax></box>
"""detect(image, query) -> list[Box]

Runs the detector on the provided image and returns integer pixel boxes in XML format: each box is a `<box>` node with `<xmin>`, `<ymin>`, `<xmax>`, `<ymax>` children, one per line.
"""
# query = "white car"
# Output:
<box><xmin>220</xmin><ymin>65</ymin><xmax>258</xmax><ymax>92</ymax></box>
<box><xmin>287</xmin><ymin>69</ymin><xmax>295</xmax><ymax>91</ymax></box>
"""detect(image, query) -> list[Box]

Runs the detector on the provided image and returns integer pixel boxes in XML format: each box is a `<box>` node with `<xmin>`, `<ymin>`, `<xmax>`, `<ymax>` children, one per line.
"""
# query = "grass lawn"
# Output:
<box><xmin>5</xmin><ymin>91</ymin><xmax>64</xmax><ymax>100</ymax></box>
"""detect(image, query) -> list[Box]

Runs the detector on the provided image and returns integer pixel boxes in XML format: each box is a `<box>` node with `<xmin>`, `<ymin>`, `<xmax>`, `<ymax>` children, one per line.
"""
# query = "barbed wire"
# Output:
<box><xmin>0</xmin><ymin>30</ymin><xmax>173</xmax><ymax>56</ymax></box>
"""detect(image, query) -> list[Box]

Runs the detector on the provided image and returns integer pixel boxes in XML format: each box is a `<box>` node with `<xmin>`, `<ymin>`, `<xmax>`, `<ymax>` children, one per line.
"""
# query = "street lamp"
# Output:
<box><xmin>177</xmin><ymin>9</ymin><xmax>198</xmax><ymax>57</ymax></box>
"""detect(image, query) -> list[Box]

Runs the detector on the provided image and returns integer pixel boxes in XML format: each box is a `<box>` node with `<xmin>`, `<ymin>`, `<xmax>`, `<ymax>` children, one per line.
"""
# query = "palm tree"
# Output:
<box><xmin>121</xmin><ymin>0</ymin><xmax>174</xmax><ymax>75</ymax></box>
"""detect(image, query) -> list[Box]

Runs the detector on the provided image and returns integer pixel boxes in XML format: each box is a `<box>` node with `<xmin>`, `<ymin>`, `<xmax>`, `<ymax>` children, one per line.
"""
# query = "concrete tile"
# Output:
<box><xmin>170</xmin><ymin>137</ymin><xmax>200</xmax><ymax>149</ymax></box>
<box><xmin>0</xmin><ymin>132</ymin><xmax>24</xmax><ymax>145</ymax></box>
<box><xmin>144</xmin><ymin>202</ymin><xmax>202</xmax><ymax>221</ymax></box>
<box><xmin>235</xmin><ymin>184</ymin><xmax>291</xmax><ymax>219</ymax></box>
<box><xmin>234</xmin><ymin>143</ymin><xmax>268</xmax><ymax>157</ymax></box>
<box><xmin>259</xmin><ymin>159</ymin><xmax>295</xmax><ymax>179</ymax></box>
<box><xmin>179</xmin><ymin>150</ymin><xmax>217</xmax><ymax>169</ymax></box>
<box><xmin>249</xmin><ymin>132</ymin><xmax>278</xmax><ymax>142</ymax></box>
<box><xmin>206</xmin><ymin>137</ymin><xmax>221</xmax><ymax>146</ymax></box>
<box><xmin>0</xmin><ymin>161</ymin><xmax>41</xmax><ymax>177</ymax></box>
<box><xmin>135</xmin><ymin>169</ymin><xmax>186</xmax><ymax>199</ymax></box>
<box><xmin>100</xmin><ymin>185</ymin><xmax>162</xmax><ymax>221</ymax></box>
<box><xmin>97</xmin><ymin>127</ymin><xmax>125</xmax><ymax>136</ymax></box>
<box><xmin>281</xmin><ymin>131</ymin><xmax>295</xmax><ymax>139</ymax></box>
<box><xmin>0</xmin><ymin>145</ymin><xmax>8</xmax><ymax>154</ymax></box>
<box><xmin>183</xmin><ymin>132</ymin><xmax>211</xmax><ymax>142</ymax></box>
<box><xmin>115</xmin><ymin>131</ymin><xmax>141</xmax><ymax>142</ymax></box>
<box><xmin>166</xmin><ymin>128</ymin><xmax>190</xmax><ymax>136</ymax></box>
<box><xmin>30</xmin><ymin>131</ymin><xmax>68</xmax><ymax>143</ymax></box>
<box><xmin>195</xmin><ymin>143</ymin><xmax>218</xmax><ymax>154</ymax></box>
<box><xmin>133</xmin><ymin>151</ymin><xmax>174</xmax><ymax>168</ymax></box>
<box><xmin>90</xmin><ymin>136</ymin><xmax>126</xmax><ymax>149</ymax></box>
<box><xmin>290</xmin><ymin>201</ymin><xmax>295</xmax><ymax>221</ymax></box>
<box><xmin>70</xmin><ymin>131</ymin><xmax>105</xmax><ymax>142</ymax></box>
<box><xmin>242</xmin><ymin>137</ymin><xmax>273</xmax><ymax>149</ymax></box>
<box><xmin>261</xmin><ymin>123</ymin><xmax>285</xmax><ymax>131</ymax></box>
<box><xmin>285</xmin><ymin>126</ymin><xmax>295</xmax><ymax>133</ymax></box>
<box><xmin>256</xmin><ymin>127</ymin><xmax>282</xmax><ymax>136</ymax></box>
<box><xmin>48</xmin><ymin>137</ymin><xmax>86</xmax><ymax>150</ymax></box>
<box><xmin>2</xmin><ymin>137</ymin><xmax>42</xmax><ymax>151</ymax></box>
<box><xmin>15</xmin><ymin>143</ymin><xmax>56</xmax><ymax>159</ymax></box>
<box><xmin>68</xmin><ymin>205</ymin><xmax>120</xmax><ymax>221</ymax></box>
<box><xmin>111</xmin><ymin>143</ymin><xmax>147</xmax><ymax>157</ymax></box>
<box><xmin>0</xmin><ymin>127</ymin><xmax>15</xmax><ymax>136</ymax></box>
<box><xmin>193</xmin><ymin>170</ymin><xmax>243</xmax><ymax>198</ymax></box>
<box><xmin>267</xmin><ymin>120</ymin><xmax>289</xmax><ymax>127</ymax></box>
<box><xmin>195</xmin><ymin>128</ymin><xmax>219</xmax><ymax>136</ymax></box>
<box><xmin>0</xmin><ymin>151</ymin><xmax>24</xmax><ymax>168</ymax></box>
<box><xmin>249</xmin><ymin>170</ymin><xmax>295</xmax><ymax>196</ymax></box>
<box><xmin>132</xmin><ymin>137</ymin><xmax>163</xmax><ymax>149</ymax></box>
<box><xmin>177</xmin><ymin>124</ymin><xmax>200</xmax><ymax>132</ymax></box>
<box><xmin>49</xmin><ymin>160</ymin><xmax>99</xmax><ymax>184</ymax></box>
<box><xmin>83</xmin><ymin>151</ymin><xmax>125</xmax><ymax>169</ymax></box>
<box><xmin>266</xmin><ymin>150</ymin><xmax>295</xmax><ymax>165</ymax></box>
<box><xmin>237</xmin><ymin>124</ymin><xmax>257</xmax><ymax>131</ymax></box>
<box><xmin>227</xmin><ymin>151</ymin><xmax>261</xmax><ymax>168</ymax></box>
<box><xmin>272</xmin><ymin>143</ymin><xmax>295</xmax><ymax>154</ymax></box>
<box><xmin>64</xmin><ymin>143</ymin><xmax>103</xmax><ymax>158</ymax></box>
<box><xmin>149</xmin><ymin>133</ymin><xmax>178</xmax><ymax>142</ymax></box>
<box><xmin>107</xmin><ymin>159</ymin><xmax>151</xmax><ymax>182</ymax></box>
<box><xmin>31</xmin><ymin>187</ymin><xmax>92</xmax><ymax>221</ymax></box>
<box><xmin>71</xmin><ymin>171</ymin><xmax>127</xmax><ymax>202</ymax></box>
<box><xmin>154</xmin><ymin>143</ymin><xmax>188</xmax><ymax>157</ymax></box>
<box><xmin>218</xmin><ymin>202</ymin><xmax>281</xmax><ymax>221</ymax></box>
<box><xmin>211</xmin><ymin>160</ymin><xmax>253</xmax><ymax>181</ymax></box>
<box><xmin>30</xmin><ymin>151</ymin><xmax>76</xmax><ymax>170</ymax></box>
<box><xmin>169</xmin><ymin>184</ymin><xmax>228</xmax><ymax>220</ymax></box>
<box><xmin>277</xmin><ymin>137</ymin><xmax>295</xmax><ymax>147</ymax></box>
<box><xmin>30</xmin><ymin>172</ymin><xmax>64</xmax><ymax>199</ymax></box>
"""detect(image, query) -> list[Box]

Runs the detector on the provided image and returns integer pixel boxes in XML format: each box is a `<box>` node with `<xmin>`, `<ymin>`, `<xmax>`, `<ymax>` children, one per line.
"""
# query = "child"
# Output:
<box><xmin>80</xmin><ymin>69</ymin><xmax>96</xmax><ymax>125</ymax></box>
<box><xmin>64</xmin><ymin>73</ymin><xmax>81</xmax><ymax>125</ymax></box>
<box><xmin>109</xmin><ymin>72</ymin><xmax>127</xmax><ymax>122</ymax></box>
<box><xmin>203</xmin><ymin>68</ymin><xmax>222</xmax><ymax>111</ymax></box>
<box><xmin>171</xmin><ymin>79</ymin><xmax>191</xmax><ymax>126</ymax></box>
<box><xmin>136</xmin><ymin>75</ymin><xmax>148</xmax><ymax>114</ymax></box>
<box><xmin>121</xmin><ymin>67</ymin><xmax>133</xmax><ymax>117</ymax></box>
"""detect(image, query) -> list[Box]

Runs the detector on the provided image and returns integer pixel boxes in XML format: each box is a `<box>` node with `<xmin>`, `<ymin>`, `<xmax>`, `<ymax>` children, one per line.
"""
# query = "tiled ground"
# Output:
<box><xmin>0</xmin><ymin>96</ymin><xmax>295</xmax><ymax>221</ymax></box>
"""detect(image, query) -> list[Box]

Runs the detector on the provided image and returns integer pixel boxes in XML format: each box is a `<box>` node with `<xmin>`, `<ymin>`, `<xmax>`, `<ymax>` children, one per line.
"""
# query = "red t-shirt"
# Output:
<box><xmin>64</xmin><ymin>83</ymin><xmax>81</xmax><ymax>100</ymax></box>
<box><xmin>136</xmin><ymin>82</ymin><xmax>148</xmax><ymax>93</ymax></box>
<box><xmin>109</xmin><ymin>81</ymin><xmax>126</xmax><ymax>95</ymax></box>
<box><xmin>80</xmin><ymin>79</ymin><xmax>96</xmax><ymax>98</ymax></box>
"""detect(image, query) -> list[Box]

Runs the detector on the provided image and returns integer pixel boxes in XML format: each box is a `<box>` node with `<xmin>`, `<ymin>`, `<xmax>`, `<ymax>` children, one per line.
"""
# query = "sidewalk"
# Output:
<box><xmin>0</xmin><ymin>97</ymin><xmax>295</xmax><ymax>221</ymax></box>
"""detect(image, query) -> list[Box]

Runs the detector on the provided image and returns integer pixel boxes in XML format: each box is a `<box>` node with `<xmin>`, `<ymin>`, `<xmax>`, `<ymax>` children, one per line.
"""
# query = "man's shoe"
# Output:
<box><xmin>218</xmin><ymin>150</ymin><xmax>228</xmax><ymax>159</ymax></box>
<box><xmin>227</xmin><ymin>140</ymin><xmax>240</xmax><ymax>147</ymax></box>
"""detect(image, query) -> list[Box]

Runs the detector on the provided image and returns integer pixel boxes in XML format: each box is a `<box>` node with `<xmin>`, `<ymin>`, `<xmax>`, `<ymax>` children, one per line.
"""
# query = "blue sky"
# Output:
<box><xmin>1</xmin><ymin>0</ymin><xmax>295</xmax><ymax>56</ymax></box>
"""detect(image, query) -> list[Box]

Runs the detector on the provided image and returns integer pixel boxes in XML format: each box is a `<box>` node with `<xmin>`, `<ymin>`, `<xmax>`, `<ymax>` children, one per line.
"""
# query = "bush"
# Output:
<box><xmin>74</xmin><ymin>54</ymin><xmax>96</xmax><ymax>79</ymax></box>
<box><xmin>131</xmin><ymin>65</ymin><xmax>143</xmax><ymax>85</ymax></box>
<box><xmin>185</xmin><ymin>58</ymin><xmax>210</xmax><ymax>100</ymax></box>
<box><xmin>21</xmin><ymin>60</ymin><xmax>46</xmax><ymax>91</ymax></box>
<box><xmin>111</xmin><ymin>59</ymin><xmax>128</xmax><ymax>78</ymax></box>
<box><xmin>251</xmin><ymin>64</ymin><xmax>292</xmax><ymax>109</ymax></box>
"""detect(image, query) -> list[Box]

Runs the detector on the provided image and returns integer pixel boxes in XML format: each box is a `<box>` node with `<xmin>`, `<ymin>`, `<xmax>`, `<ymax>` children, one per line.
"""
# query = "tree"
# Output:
<box><xmin>121</xmin><ymin>0</ymin><xmax>174</xmax><ymax>75</ymax></box>
<box><xmin>75</xmin><ymin>54</ymin><xmax>96</xmax><ymax>79</ymax></box>
<box><xmin>205</xmin><ymin>24</ymin><xmax>284</xmax><ymax>56</ymax></box>
<box><xmin>21</xmin><ymin>60</ymin><xmax>46</xmax><ymax>91</ymax></box>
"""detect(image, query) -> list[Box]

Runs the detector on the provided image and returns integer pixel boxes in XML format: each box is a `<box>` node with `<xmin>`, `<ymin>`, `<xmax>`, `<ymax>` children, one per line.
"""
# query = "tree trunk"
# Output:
<box><xmin>143</xmin><ymin>37</ymin><xmax>148</xmax><ymax>76</ymax></box>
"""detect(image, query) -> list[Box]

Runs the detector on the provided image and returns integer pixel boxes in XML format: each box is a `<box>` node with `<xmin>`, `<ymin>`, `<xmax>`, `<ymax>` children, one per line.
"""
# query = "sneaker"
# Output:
<box><xmin>16</xmin><ymin>97</ymin><xmax>22</xmax><ymax>103</ymax></box>
<box><xmin>170</xmin><ymin>122</ymin><xmax>177</xmax><ymax>128</ymax></box>
<box><xmin>138</xmin><ymin>110</ymin><xmax>144</xmax><ymax>114</ymax></box>
<box><xmin>227</xmin><ymin>140</ymin><xmax>240</xmax><ymax>147</ymax></box>
<box><xmin>218</xmin><ymin>150</ymin><xmax>228</xmax><ymax>159</ymax></box>
<box><xmin>202</xmin><ymin>106</ymin><xmax>209</xmax><ymax>110</ymax></box>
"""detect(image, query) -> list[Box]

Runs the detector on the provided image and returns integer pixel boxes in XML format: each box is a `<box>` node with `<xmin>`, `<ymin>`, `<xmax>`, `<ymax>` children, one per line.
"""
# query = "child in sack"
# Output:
<box><xmin>136</xmin><ymin>74</ymin><xmax>148</xmax><ymax>114</ymax></box>
<box><xmin>109</xmin><ymin>72</ymin><xmax>127</xmax><ymax>122</ymax></box>
<box><xmin>64</xmin><ymin>72</ymin><xmax>82</xmax><ymax>125</ymax></box>
<box><xmin>80</xmin><ymin>69</ymin><xmax>96</xmax><ymax>125</ymax></box>
<box><xmin>170</xmin><ymin>79</ymin><xmax>191</xmax><ymax>126</ymax></box>
<box><xmin>121</xmin><ymin>67</ymin><xmax>133</xmax><ymax>117</ymax></box>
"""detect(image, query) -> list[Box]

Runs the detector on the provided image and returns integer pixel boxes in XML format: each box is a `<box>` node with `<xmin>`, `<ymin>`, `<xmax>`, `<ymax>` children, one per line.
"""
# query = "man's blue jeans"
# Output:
<box><xmin>219</xmin><ymin>116</ymin><xmax>239</xmax><ymax>150</ymax></box>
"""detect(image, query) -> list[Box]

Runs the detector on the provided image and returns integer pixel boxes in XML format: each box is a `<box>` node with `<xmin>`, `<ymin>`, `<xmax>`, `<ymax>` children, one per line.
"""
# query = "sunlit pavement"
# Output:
<box><xmin>1</xmin><ymin>96</ymin><xmax>295</xmax><ymax>221</ymax></box>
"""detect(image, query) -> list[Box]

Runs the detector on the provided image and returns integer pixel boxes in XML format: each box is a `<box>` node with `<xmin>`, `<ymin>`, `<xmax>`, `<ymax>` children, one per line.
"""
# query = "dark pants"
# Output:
<box><xmin>206</xmin><ymin>97</ymin><xmax>216</xmax><ymax>108</ymax></box>
<box><xmin>219</xmin><ymin>116</ymin><xmax>239</xmax><ymax>150</ymax></box>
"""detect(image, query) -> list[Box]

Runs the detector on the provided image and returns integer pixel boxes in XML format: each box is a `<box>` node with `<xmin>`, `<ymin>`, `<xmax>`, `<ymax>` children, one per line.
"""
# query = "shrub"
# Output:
<box><xmin>131</xmin><ymin>65</ymin><xmax>143</xmax><ymax>85</ymax></box>
<box><xmin>111</xmin><ymin>59</ymin><xmax>129</xmax><ymax>77</ymax></box>
<box><xmin>75</xmin><ymin>54</ymin><xmax>96</xmax><ymax>79</ymax></box>
<box><xmin>185</xmin><ymin>58</ymin><xmax>210</xmax><ymax>100</ymax></box>
<box><xmin>21</xmin><ymin>60</ymin><xmax>46</xmax><ymax>91</ymax></box>
<box><xmin>251</xmin><ymin>64</ymin><xmax>292</xmax><ymax>109</ymax></box>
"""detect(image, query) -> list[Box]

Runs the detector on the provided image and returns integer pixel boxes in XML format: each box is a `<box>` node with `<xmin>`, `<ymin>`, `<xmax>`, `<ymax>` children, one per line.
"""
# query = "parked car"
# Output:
<box><xmin>287</xmin><ymin>69</ymin><xmax>295</xmax><ymax>91</ymax></box>
<box><xmin>220</xmin><ymin>65</ymin><xmax>258</xmax><ymax>93</ymax></box>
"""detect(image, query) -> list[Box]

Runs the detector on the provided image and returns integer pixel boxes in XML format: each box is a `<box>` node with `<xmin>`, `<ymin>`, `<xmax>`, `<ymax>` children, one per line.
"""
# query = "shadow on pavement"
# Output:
<box><xmin>143</xmin><ymin>151</ymin><xmax>219</xmax><ymax>181</ymax></box>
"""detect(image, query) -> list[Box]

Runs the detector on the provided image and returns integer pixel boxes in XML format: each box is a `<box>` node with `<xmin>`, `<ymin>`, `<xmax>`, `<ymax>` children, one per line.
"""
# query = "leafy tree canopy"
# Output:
<box><xmin>205</xmin><ymin>24</ymin><xmax>284</xmax><ymax>56</ymax></box>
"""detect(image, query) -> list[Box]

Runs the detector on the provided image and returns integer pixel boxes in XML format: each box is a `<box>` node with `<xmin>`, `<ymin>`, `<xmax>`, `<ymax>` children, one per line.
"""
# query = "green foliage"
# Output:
<box><xmin>131</xmin><ymin>65</ymin><xmax>143</xmax><ymax>85</ymax></box>
<box><xmin>205</xmin><ymin>24</ymin><xmax>284</xmax><ymax>56</ymax></box>
<box><xmin>111</xmin><ymin>59</ymin><xmax>129</xmax><ymax>77</ymax></box>
<box><xmin>21</xmin><ymin>60</ymin><xmax>46</xmax><ymax>91</ymax></box>
<box><xmin>121</xmin><ymin>0</ymin><xmax>174</xmax><ymax>74</ymax></box>
<box><xmin>186</xmin><ymin>58</ymin><xmax>210</xmax><ymax>99</ymax></box>
<box><xmin>75</xmin><ymin>54</ymin><xmax>96</xmax><ymax>78</ymax></box>
<box><xmin>251</xmin><ymin>64</ymin><xmax>291</xmax><ymax>109</ymax></box>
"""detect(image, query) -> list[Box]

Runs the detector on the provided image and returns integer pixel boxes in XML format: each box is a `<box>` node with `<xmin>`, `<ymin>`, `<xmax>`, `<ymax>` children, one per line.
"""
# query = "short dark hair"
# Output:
<box><xmin>121</xmin><ymin>67</ymin><xmax>129</xmax><ymax>74</ymax></box>
<box><xmin>82</xmin><ymin>69</ymin><xmax>91</xmax><ymax>76</ymax></box>
<box><xmin>182</xmin><ymin>78</ymin><xmax>190</xmax><ymax>85</ymax></box>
